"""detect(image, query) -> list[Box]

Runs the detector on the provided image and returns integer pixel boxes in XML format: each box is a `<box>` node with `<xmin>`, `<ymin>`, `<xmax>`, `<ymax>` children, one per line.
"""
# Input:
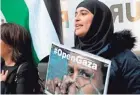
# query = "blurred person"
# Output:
<box><xmin>0</xmin><ymin>23</ymin><xmax>38</xmax><ymax>94</ymax></box>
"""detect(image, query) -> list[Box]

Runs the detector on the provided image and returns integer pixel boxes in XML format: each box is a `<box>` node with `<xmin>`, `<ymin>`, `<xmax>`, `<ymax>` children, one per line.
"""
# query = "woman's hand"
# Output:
<box><xmin>0</xmin><ymin>70</ymin><xmax>8</xmax><ymax>82</ymax></box>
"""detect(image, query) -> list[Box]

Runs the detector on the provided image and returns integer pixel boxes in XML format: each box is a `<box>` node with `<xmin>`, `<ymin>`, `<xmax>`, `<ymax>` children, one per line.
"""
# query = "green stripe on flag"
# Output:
<box><xmin>1</xmin><ymin>0</ymin><xmax>39</xmax><ymax>64</ymax></box>
<box><xmin>1</xmin><ymin>0</ymin><xmax>29</xmax><ymax>30</ymax></box>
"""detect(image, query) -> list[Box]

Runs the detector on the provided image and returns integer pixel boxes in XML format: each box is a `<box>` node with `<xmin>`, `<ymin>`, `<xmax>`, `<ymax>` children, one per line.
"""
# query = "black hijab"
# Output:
<box><xmin>75</xmin><ymin>0</ymin><xmax>114</xmax><ymax>55</ymax></box>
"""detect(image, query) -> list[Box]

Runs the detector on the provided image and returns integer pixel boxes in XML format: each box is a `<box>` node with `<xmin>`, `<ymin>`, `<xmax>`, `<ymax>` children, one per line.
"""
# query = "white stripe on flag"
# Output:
<box><xmin>0</xmin><ymin>11</ymin><xmax>7</xmax><ymax>24</ymax></box>
<box><xmin>24</xmin><ymin>0</ymin><xmax>60</xmax><ymax>60</ymax></box>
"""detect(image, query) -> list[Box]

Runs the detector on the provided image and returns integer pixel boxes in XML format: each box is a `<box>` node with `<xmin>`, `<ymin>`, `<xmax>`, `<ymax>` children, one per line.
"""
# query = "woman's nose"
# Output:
<box><xmin>75</xmin><ymin>14</ymin><xmax>80</xmax><ymax>22</ymax></box>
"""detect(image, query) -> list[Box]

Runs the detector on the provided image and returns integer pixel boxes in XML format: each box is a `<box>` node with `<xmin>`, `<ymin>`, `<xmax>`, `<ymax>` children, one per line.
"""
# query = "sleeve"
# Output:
<box><xmin>1</xmin><ymin>81</ymin><xmax>7</xmax><ymax>94</ymax></box>
<box><xmin>122</xmin><ymin>56</ymin><xmax>140</xmax><ymax>94</ymax></box>
<box><xmin>15</xmin><ymin>63</ymin><xmax>36</xmax><ymax>94</ymax></box>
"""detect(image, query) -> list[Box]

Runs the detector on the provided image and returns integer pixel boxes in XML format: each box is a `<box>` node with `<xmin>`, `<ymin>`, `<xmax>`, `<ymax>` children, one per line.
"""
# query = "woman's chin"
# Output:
<box><xmin>75</xmin><ymin>31</ymin><xmax>83</xmax><ymax>37</ymax></box>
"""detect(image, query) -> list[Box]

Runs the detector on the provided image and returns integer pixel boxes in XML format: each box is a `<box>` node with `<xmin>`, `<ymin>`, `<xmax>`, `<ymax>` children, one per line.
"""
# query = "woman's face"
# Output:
<box><xmin>75</xmin><ymin>7</ymin><xmax>94</xmax><ymax>37</ymax></box>
<box><xmin>0</xmin><ymin>39</ymin><xmax>12</xmax><ymax>58</ymax></box>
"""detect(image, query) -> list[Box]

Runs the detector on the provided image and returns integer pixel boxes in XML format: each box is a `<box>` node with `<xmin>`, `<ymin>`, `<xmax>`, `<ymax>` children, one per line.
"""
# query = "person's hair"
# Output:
<box><xmin>1</xmin><ymin>23</ymin><xmax>34</xmax><ymax>64</ymax></box>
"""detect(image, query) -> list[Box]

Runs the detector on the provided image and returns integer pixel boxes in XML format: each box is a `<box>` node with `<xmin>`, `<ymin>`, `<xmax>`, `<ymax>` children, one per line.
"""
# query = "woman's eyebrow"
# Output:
<box><xmin>75</xmin><ymin>10</ymin><xmax>88</xmax><ymax>14</ymax></box>
<box><xmin>80</xmin><ymin>10</ymin><xmax>89</xmax><ymax>13</ymax></box>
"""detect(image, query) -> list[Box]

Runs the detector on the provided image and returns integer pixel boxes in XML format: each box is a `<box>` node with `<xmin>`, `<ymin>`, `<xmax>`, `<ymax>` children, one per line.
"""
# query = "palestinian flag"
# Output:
<box><xmin>1</xmin><ymin>0</ymin><xmax>60</xmax><ymax>63</ymax></box>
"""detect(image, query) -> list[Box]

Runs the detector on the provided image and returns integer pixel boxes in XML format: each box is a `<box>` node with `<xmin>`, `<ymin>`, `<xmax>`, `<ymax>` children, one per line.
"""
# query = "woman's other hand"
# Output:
<box><xmin>0</xmin><ymin>70</ymin><xmax>8</xmax><ymax>81</ymax></box>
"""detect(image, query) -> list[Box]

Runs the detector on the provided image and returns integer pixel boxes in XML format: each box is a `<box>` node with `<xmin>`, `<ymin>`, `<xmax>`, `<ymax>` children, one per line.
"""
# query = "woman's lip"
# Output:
<box><xmin>75</xmin><ymin>24</ymin><xmax>83</xmax><ymax>30</ymax></box>
<box><xmin>75</xmin><ymin>26</ymin><xmax>82</xmax><ymax>30</ymax></box>
<box><xmin>75</xmin><ymin>24</ymin><xmax>83</xmax><ymax>27</ymax></box>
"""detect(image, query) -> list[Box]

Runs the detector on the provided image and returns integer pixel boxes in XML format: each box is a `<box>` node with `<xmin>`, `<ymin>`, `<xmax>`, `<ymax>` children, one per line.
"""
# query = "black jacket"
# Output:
<box><xmin>104</xmin><ymin>30</ymin><xmax>140</xmax><ymax>94</ymax></box>
<box><xmin>1</xmin><ymin>61</ymin><xmax>38</xmax><ymax>94</ymax></box>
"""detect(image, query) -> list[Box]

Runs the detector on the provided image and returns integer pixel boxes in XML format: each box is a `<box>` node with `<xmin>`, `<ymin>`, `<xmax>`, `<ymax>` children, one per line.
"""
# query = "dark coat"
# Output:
<box><xmin>104</xmin><ymin>30</ymin><xmax>140</xmax><ymax>94</ymax></box>
<box><xmin>108</xmin><ymin>49</ymin><xmax>140</xmax><ymax>93</ymax></box>
<box><xmin>1</xmin><ymin>61</ymin><xmax>38</xmax><ymax>94</ymax></box>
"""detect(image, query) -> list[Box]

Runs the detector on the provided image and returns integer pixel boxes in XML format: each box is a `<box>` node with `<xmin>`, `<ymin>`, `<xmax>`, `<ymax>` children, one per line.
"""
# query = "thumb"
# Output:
<box><xmin>4</xmin><ymin>70</ymin><xmax>8</xmax><ymax>76</ymax></box>
<box><xmin>1</xmin><ymin>70</ymin><xmax>4</xmax><ymax>75</ymax></box>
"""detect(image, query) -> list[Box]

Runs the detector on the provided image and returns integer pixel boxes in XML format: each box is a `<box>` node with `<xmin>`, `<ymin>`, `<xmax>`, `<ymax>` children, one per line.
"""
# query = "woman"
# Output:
<box><xmin>74</xmin><ymin>0</ymin><xmax>140</xmax><ymax>94</ymax></box>
<box><xmin>0</xmin><ymin>23</ymin><xmax>38</xmax><ymax>94</ymax></box>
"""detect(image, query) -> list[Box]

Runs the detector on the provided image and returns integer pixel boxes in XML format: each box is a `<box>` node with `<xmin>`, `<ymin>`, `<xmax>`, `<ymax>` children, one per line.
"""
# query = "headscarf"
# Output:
<box><xmin>75</xmin><ymin>0</ymin><xmax>114</xmax><ymax>55</ymax></box>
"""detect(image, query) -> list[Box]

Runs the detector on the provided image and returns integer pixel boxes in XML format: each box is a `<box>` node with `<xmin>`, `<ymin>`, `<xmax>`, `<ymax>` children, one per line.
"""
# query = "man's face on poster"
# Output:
<box><xmin>65</xmin><ymin>62</ymin><xmax>104</xmax><ymax>94</ymax></box>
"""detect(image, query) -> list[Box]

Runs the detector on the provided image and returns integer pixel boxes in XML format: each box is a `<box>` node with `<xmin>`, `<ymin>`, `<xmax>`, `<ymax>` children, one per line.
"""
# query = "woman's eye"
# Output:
<box><xmin>75</xmin><ymin>13</ymin><xmax>77</xmax><ymax>17</ymax></box>
<box><xmin>81</xmin><ymin>12</ymin><xmax>87</xmax><ymax>16</ymax></box>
